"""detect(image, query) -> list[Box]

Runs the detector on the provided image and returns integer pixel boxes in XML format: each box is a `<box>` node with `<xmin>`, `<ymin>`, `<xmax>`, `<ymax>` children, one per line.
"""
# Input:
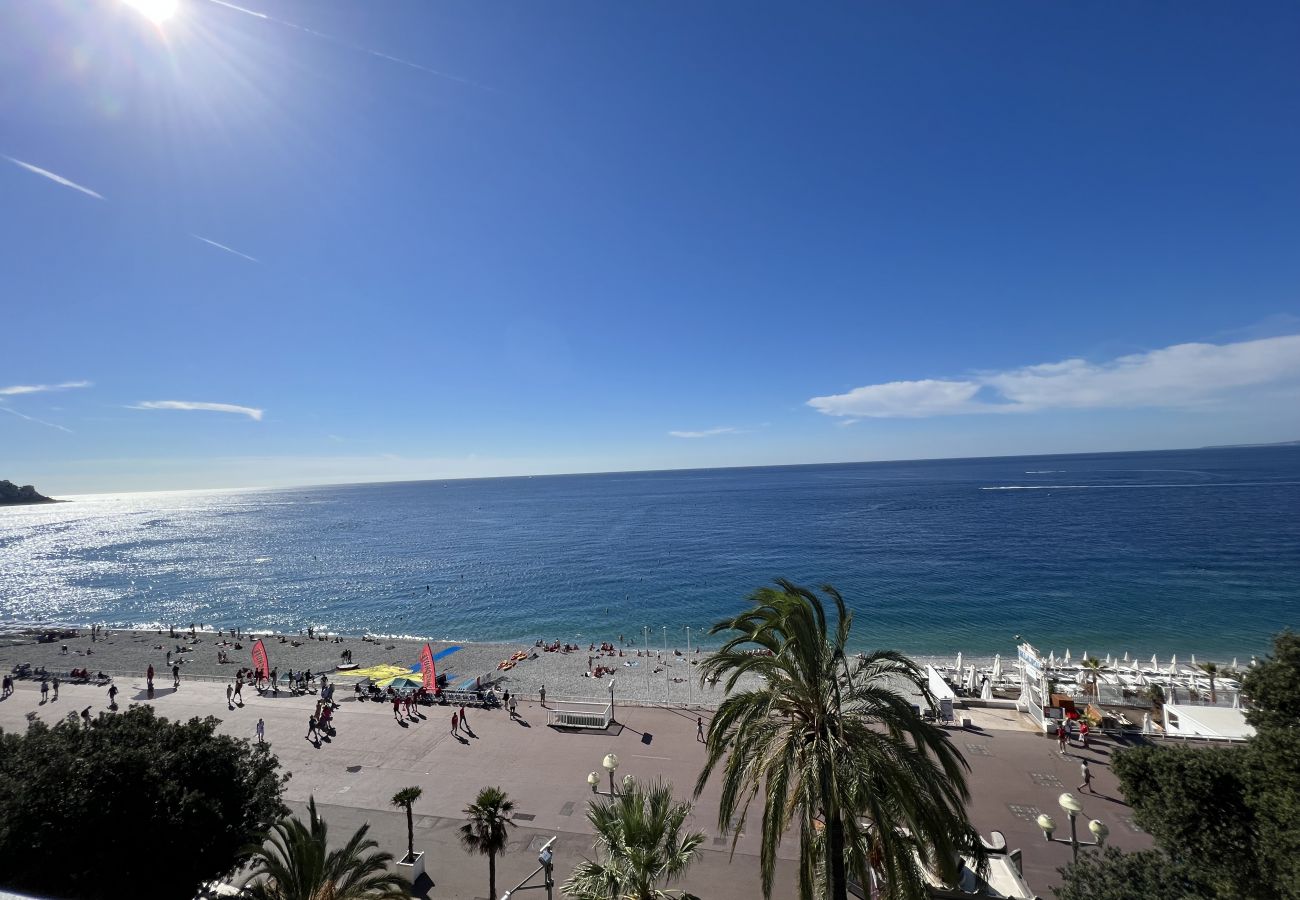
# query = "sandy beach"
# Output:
<box><xmin>0</xmin><ymin>626</ymin><xmax>753</xmax><ymax>706</ymax></box>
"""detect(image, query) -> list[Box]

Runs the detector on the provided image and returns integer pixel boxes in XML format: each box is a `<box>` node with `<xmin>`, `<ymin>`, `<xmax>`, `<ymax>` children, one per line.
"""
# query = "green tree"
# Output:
<box><xmin>1055</xmin><ymin>847</ymin><xmax>1201</xmax><ymax>900</ymax></box>
<box><xmin>243</xmin><ymin>797</ymin><xmax>408</xmax><ymax>900</ymax></box>
<box><xmin>1197</xmin><ymin>660</ymin><xmax>1222</xmax><ymax>704</ymax></box>
<box><xmin>1080</xmin><ymin>657</ymin><xmax>1104</xmax><ymax>699</ymax></box>
<box><xmin>0</xmin><ymin>705</ymin><xmax>285</xmax><ymax>900</ymax></box>
<box><xmin>695</xmin><ymin>579</ymin><xmax>984</xmax><ymax>900</ymax></box>
<box><xmin>390</xmin><ymin>786</ymin><xmax>423</xmax><ymax>864</ymax></box>
<box><xmin>563</xmin><ymin>778</ymin><xmax>705</xmax><ymax>900</ymax></box>
<box><xmin>1242</xmin><ymin>630</ymin><xmax>1300</xmax><ymax>731</ymax></box>
<box><xmin>459</xmin><ymin>786</ymin><xmax>515</xmax><ymax>900</ymax></box>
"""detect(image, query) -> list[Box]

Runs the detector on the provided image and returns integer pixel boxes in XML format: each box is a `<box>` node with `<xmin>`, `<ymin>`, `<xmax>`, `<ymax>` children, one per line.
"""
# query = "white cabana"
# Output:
<box><xmin>1163</xmin><ymin>703</ymin><xmax>1255</xmax><ymax>741</ymax></box>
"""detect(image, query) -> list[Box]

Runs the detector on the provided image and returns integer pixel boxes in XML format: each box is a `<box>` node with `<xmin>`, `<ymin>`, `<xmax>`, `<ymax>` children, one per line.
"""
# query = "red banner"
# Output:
<box><xmin>420</xmin><ymin>643</ymin><xmax>437</xmax><ymax>693</ymax></box>
<box><xmin>251</xmin><ymin>639</ymin><xmax>269</xmax><ymax>680</ymax></box>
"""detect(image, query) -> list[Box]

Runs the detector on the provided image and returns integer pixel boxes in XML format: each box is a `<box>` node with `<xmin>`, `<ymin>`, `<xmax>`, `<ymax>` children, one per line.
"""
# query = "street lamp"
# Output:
<box><xmin>608</xmin><ymin>678</ymin><xmax>616</xmax><ymax>723</ymax></box>
<box><xmin>500</xmin><ymin>835</ymin><xmax>556</xmax><ymax>900</ymax></box>
<box><xmin>1037</xmin><ymin>793</ymin><xmax>1108</xmax><ymax>861</ymax></box>
<box><xmin>603</xmin><ymin>752</ymin><xmax>619</xmax><ymax>796</ymax></box>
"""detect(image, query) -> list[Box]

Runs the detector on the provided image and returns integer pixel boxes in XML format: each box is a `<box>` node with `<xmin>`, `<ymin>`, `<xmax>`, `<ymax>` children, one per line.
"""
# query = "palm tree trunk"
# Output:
<box><xmin>828</xmin><ymin>814</ymin><xmax>848</xmax><ymax>900</ymax></box>
<box><xmin>406</xmin><ymin>807</ymin><xmax>415</xmax><ymax>861</ymax></box>
<box><xmin>489</xmin><ymin>850</ymin><xmax>496</xmax><ymax>900</ymax></box>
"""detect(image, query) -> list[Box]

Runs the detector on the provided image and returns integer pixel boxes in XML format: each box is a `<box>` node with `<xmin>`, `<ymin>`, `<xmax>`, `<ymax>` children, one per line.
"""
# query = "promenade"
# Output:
<box><xmin>0</xmin><ymin>678</ymin><xmax>1151</xmax><ymax>898</ymax></box>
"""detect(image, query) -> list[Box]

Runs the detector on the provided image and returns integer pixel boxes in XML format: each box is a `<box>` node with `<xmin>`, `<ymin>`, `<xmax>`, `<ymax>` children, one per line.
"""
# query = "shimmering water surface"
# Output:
<box><xmin>2</xmin><ymin>447</ymin><xmax>1297</xmax><ymax>656</ymax></box>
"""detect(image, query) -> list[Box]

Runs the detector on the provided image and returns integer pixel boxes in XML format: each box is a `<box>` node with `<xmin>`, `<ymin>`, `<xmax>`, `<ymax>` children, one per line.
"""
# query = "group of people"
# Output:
<box><xmin>1055</xmin><ymin>717</ymin><xmax>1092</xmax><ymax>752</ymax></box>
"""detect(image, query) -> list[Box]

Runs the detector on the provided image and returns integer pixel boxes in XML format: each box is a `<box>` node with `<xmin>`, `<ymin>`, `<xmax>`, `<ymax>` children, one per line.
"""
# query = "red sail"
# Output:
<box><xmin>420</xmin><ymin>643</ymin><xmax>437</xmax><ymax>693</ymax></box>
<box><xmin>251</xmin><ymin>639</ymin><xmax>269</xmax><ymax>680</ymax></box>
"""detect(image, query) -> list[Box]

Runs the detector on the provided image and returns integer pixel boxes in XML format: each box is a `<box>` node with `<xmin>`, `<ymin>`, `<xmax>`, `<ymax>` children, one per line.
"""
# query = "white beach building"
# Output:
<box><xmin>1162</xmin><ymin>703</ymin><xmax>1255</xmax><ymax>741</ymax></box>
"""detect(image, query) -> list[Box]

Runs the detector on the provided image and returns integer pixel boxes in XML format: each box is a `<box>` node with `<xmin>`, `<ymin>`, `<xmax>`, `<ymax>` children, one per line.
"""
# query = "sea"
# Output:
<box><xmin>1</xmin><ymin>446</ymin><xmax>1297</xmax><ymax>659</ymax></box>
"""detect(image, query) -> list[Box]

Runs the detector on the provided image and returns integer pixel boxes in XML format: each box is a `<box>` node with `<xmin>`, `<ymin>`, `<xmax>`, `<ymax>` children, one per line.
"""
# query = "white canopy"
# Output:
<box><xmin>991</xmin><ymin>654</ymin><xmax>1002</xmax><ymax>682</ymax></box>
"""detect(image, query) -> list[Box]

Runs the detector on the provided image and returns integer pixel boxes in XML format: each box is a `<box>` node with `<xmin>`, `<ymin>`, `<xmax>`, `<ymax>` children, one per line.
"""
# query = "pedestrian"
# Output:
<box><xmin>226</xmin><ymin>683</ymin><xmax>234</xmax><ymax>706</ymax></box>
<box><xmin>234</xmin><ymin>678</ymin><xmax>243</xmax><ymax>703</ymax></box>
<box><xmin>172</xmin><ymin>664</ymin><xmax>180</xmax><ymax>688</ymax></box>
<box><xmin>1056</xmin><ymin>723</ymin><xmax>1067</xmax><ymax>754</ymax></box>
<box><xmin>459</xmin><ymin>705</ymin><xmax>468</xmax><ymax>731</ymax></box>
<box><xmin>697</xmin><ymin>716</ymin><xmax>705</xmax><ymax>742</ymax></box>
<box><xmin>451</xmin><ymin>709</ymin><xmax>459</xmax><ymax>735</ymax></box>
<box><xmin>146</xmin><ymin>664</ymin><xmax>154</xmax><ymax>688</ymax></box>
<box><xmin>166</xmin><ymin>650</ymin><xmax>172</xmax><ymax>666</ymax></box>
<box><xmin>539</xmin><ymin>684</ymin><xmax>546</xmax><ymax>708</ymax></box>
<box><xmin>52</xmin><ymin>676</ymin><xmax>60</xmax><ymax>701</ymax></box>
<box><xmin>307</xmin><ymin>714</ymin><xmax>318</xmax><ymax>742</ymax></box>
<box><xmin>107</xmin><ymin>683</ymin><xmax>118</xmax><ymax>710</ymax></box>
<box><xmin>256</xmin><ymin>718</ymin><xmax>265</xmax><ymax>744</ymax></box>
<box><xmin>40</xmin><ymin>678</ymin><xmax>49</xmax><ymax>702</ymax></box>
<box><xmin>509</xmin><ymin>696</ymin><xmax>518</xmax><ymax>717</ymax></box>
<box><xmin>81</xmin><ymin>706</ymin><xmax>92</xmax><ymax>728</ymax></box>
<box><xmin>392</xmin><ymin>696</ymin><xmax>401</xmax><ymax>720</ymax></box>
<box><xmin>1078</xmin><ymin>759</ymin><xmax>1093</xmax><ymax>793</ymax></box>
<box><xmin>1079</xmin><ymin>720</ymin><xmax>1090</xmax><ymax>749</ymax></box>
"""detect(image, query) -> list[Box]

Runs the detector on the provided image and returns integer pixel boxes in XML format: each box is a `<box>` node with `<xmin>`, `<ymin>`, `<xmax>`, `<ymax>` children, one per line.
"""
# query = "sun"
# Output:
<box><xmin>124</xmin><ymin>0</ymin><xmax>179</xmax><ymax>24</ymax></box>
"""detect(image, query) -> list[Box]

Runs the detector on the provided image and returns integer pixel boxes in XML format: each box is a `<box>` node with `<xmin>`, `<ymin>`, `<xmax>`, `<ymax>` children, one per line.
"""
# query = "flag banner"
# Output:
<box><xmin>420</xmin><ymin>643</ymin><xmax>437</xmax><ymax>692</ymax></box>
<box><xmin>252</xmin><ymin>639</ymin><xmax>269</xmax><ymax>680</ymax></box>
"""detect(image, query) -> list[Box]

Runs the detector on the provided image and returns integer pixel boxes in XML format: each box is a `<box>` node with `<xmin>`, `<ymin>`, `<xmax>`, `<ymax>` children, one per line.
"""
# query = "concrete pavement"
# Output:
<box><xmin>0</xmin><ymin>678</ymin><xmax>1149</xmax><ymax>897</ymax></box>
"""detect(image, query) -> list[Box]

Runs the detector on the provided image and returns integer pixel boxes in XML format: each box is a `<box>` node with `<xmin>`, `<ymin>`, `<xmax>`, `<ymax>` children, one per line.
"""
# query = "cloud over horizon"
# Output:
<box><xmin>0</xmin><ymin>380</ymin><xmax>92</xmax><ymax>396</ymax></box>
<box><xmin>809</xmin><ymin>334</ymin><xmax>1300</xmax><ymax>419</ymax></box>
<box><xmin>669</xmin><ymin>426</ymin><xmax>740</xmax><ymax>438</ymax></box>
<box><xmin>4</xmin><ymin>156</ymin><xmax>104</xmax><ymax>200</ymax></box>
<box><xmin>130</xmin><ymin>401</ymin><xmax>264</xmax><ymax>421</ymax></box>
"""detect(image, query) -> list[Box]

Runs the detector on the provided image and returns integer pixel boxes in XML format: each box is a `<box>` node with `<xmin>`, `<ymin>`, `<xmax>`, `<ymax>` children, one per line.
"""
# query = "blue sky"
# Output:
<box><xmin>3</xmin><ymin>0</ymin><xmax>1300</xmax><ymax>494</ymax></box>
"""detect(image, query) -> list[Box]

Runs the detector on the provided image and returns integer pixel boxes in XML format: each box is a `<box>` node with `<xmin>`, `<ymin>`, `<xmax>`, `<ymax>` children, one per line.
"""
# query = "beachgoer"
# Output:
<box><xmin>509</xmin><ymin>696</ymin><xmax>517</xmax><ymax>717</ymax></box>
<box><xmin>146</xmin><ymin>664</ymin><xmax>154</xmax><ymax>687</ymax></box>
<box><xmin>697</xmin><ymin>717</ymin><xmax>705</xmax><ymax>742</ymax></box>
<box><xmin>40</xmin><ymin>678</ymin><xmax>49</xmax><ymax>702</ymax></box>
<box><xmin>52</xmin><ymin>676</ymin><xmax>60</xmax><ymax>701</ymax></box>
<box><xmin>166</xmin><ymin>650</ymin><xmax>172</xmax><ymax>666</ymax></box>
<box><xmin>234</xmin><ymin>679</ymin><xmax>244</xmax><ymax>702</ymax></box>
<box><xmin>307</xmin><ymin>714</ymin><xmax>318</xmax><ymax>741</ymax></box>
<box><xmin>1078</xmin><ymin>759</ymin><xmax>1093</xmax><ymax>793</ymax></box>
<box><xmin>392</xmin><ymin>696</ymin><xmax>401</xmax><ymax>720</ymax></box>
<box><xmin>172</xmin><ymin>664</ymin><xmax>180</xmax><ymax>688</ymax></box>
<box><xmin>1056</xmin><ymin>723</ymin><xmax>1067</xmax><ymax>754</ymax></box>
<box><xmin>539</xmin><ymin>684</ymin><xmax>546</xmax><ymax>708</ymax></box>
<box><xmin>451</xmin><ymin>710</ymin><xmax>459</xmax><ymax>735</ymax></box>
<box><xmin>226</xmin><ymin>683</ymin><xmax>234</xmax><ymax>706</ymax></box>
<box><xmin>256</xmin><ymin>718</ymin><xmax>265</xmax><ymax>744</ymax></box>
<box><xmin>107</xmin><ymin>683</ymin><xmax>118</xmax><ymax>709</ymax></box>
<box><xmin>459</xmin><ymin>705</ymin><xmax>468</xmax><ymax>731</ymax></box>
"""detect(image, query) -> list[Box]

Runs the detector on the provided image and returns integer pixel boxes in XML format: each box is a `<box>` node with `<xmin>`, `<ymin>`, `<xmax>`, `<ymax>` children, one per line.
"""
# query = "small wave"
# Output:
<box><xmin>983</xmin><ymin>480</ymin><xmax>1300</xmax><ymax>491</ymax></box>
<box><xmin>252</xmin><ymin>556</ymin><xmax>272</xmax><ymax>563</ymax></box>
<box><xmin>1024</xmin><ymin>470</ymin><xmax>1063</xmax><ymax>474</ymax></box>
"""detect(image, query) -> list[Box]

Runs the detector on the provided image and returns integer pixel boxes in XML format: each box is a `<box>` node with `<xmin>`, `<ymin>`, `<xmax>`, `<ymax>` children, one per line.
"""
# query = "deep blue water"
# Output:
<box><xmin>2</xmin><ymin>446</ymin><xmax>1297</xmax><ymax>657</ymax></box>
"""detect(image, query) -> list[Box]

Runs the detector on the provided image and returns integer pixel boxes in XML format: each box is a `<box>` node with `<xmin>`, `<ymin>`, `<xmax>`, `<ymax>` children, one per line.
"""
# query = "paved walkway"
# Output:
<box><xmin>0</xmin><ymin>679</ymin><xmax>1150</xmax><ymax>897</ymax></box>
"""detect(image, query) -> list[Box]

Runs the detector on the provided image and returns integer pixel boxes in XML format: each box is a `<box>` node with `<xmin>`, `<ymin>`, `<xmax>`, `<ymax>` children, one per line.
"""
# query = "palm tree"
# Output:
<box><xmin>1145</xmin><ymin>682</ymin><xmax>1166</xmax><ymax>717</ymax></box>
<box><xmin>1197</xmin><ymin>661</ymin><xmax>1220</xmax><ymax>703</ymax></box>
<box><xmin>243</xmin><ymin>796</ymin><xmax>408</xmax><ymax>900</ymax></box>
<box><xmin>696</xmin><ymin>579</ymin><xmax>986</xmax><ymax>900</ymax></box>
<box><xmin>459</xmin><ymin>786</ymin><xmax>515</xmax><ymax>900</ymax></box>
<box><xmin>562</xmin><ymin>778</ymin><xmax>705</xmax><ymax>900</ymax></box>
<box><xmin>1081</xmin><ymin>657</ymin><xmax>1104</xmax><ymax>699</ymax></box>
<box><xmin>390</xmin><ymin>786</ymin><xmax>423</xmax><ymax>864</ymax></box>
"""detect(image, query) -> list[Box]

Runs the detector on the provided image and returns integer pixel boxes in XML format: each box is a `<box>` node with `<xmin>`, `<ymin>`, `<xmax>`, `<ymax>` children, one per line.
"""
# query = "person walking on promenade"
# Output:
<box><xmin>256</xmin><ymin>718</ymin><xmax>265</xmax><ymax>745</ymax></box>
<box><xmin>80</xmin><ymin>706</ymin><xmax>92</xmax><ymax>728</ymax></box>
<box><xmin>1079</xmin><ymin>720</ymin><xmax>1090</xmax><ymax>749</ymax></box>
<box><xmin>508</xmin><ymin>695</ymin><xmax>518</xmax><ymax>717</ymax></box>
<box><xmin>234</xmin><ymin>678</ymin><xmax>244</xmax><ymax>704</ymax></box>
<box><xmin>1078</xmin><ymin>759</ymin><xmax>1093</xmax><ymax>793</ymax></box>
<box><xmin>459</xmin><ymin>705</ymin><xmax>469</xmax><ymax>733</ymax></box>
<box><xmin>697</xmin><ymin>717</ymin><xmax>705</xmax><ymax>742</ymax></box>
<box><xmin>226</xmin><ymin>683</ymin><xmax>234</xmax><ymax>708</ymax></box>
<box><xmin>166</xmin><ymin>650</ymin><xmax>172</xmax><ymax>667</ymax></box>
<box><xmin>539</xmin><ymin>684</ymin><xmax>546</xmax><ymax>708</ymax></box>
<box><xmin>108</xmin><ymin>683</ymin><xmax>118</xmax><ymax>710</ymax></box>
<box><xmin>1056</xmin><ymin>723</ymin><xmax>1068</xmax><ymax>755</ymax></box>
<box><xmin>451</xmin><ymin>709</ymin><xmax>459</xmax><ymax>736</ymax></box>
<box><xmin>146</xmin><ymin>664</ymin><xmax>154</xmax><ymax>689</ymax></box>
<box><xmin>40</xmin><ymin>678</ymin><xmax>49</xmax><ymax>703</ymax></box>
<box><xmin>52</xmin><ymin>676</ymin><xmax>60</xmax><ymax>701</ymax></box>
<box><xmin>391</xmin><ymin>695</ymin><xmax>401</xmax><ymax>721</ymax></box>
<box><xmin>172</xmin><ymin>664</ymin><xmax>180</xmax><ymax>689</ymax></box>
<box><xmin>270</xmin><ymin>667</ymin><xmax>279</xmax><ymax>696</ymax></box>
<box><xmin>307</xmin><ymin>713</ymin><xmax>318</xmax><ymax>743</ymax></box>
<box><xmin>1</xmin><ymin>675</ymin><xmax>10</xmax><ymax>698</ymax></box>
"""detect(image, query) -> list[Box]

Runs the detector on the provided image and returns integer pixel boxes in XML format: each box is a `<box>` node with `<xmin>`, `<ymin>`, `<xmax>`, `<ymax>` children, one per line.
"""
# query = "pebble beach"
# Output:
<box><xmin>0</xmin><ymin>626</ymin><xmax>751</xmax><ymax>706</ymax></box>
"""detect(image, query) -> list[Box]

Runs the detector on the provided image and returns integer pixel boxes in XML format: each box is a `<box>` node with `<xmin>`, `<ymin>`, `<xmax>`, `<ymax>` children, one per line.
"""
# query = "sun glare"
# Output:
<box><xmin>124</xmin><ymin>0</ymin><xmax>179</xmax><ymax>24</ymax></box>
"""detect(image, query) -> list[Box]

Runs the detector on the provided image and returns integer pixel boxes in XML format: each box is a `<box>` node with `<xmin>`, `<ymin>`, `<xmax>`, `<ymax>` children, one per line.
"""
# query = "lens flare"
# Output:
<box><xmin>124</xmin><ymin>0</ymin><xmax>179</xmax><ymax>24</ymax></box>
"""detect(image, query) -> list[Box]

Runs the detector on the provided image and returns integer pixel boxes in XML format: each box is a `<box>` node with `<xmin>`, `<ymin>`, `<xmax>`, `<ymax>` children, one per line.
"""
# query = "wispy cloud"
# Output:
<box><xmin>4</xmin><ymin>156</ymin><xmax>104</xmax><ymax>200</ymax></box>
<box><xmin>191</xmin><ymin>234</ymin><xmax>259</xmax><ymax>263</ymax></box>
<box><xmin>0</xmin><ymin>380</ymin><xmax>92</xmax><ymax>396</ymax></box>
<box><xmin>0</xmin><ymin>405</ymin><xmax>73</xmax><ymax>433</ymax></box>
<box><xmin>669</xmin><ymin>426</ymin><xmax>741</xmax><ymax>439</ymax></box>
<box><xmin>130</xmin><ymin>401</ymin><xmax>264</xmax><ymax>421</ymax></box>
<box><xmin>200</xmin><ymin>0</ymin><xmax>490</xmax><ymax>89</ymax></box>
<box><xmin>809</xmin><ymin>334</ymin><xmax>1300</xmax><ymax>419</ymax></box>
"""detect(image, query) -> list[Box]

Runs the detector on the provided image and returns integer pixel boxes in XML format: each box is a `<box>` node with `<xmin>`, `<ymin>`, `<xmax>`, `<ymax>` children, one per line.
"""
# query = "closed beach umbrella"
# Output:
<box><xmin>1048</xmin><ymin>651</ymin><xmax>1056</xmax><ymax>668</ymax></box>
<box><xmin>1064</xmin><ymin>649</ymin><xmax>1072</xmax><ymax>664</ymax></box>
<box><xmin>1167</xmin><ymin>654</ymin><xmax>1178</xmax><ymax>674</ymax></box>
<box><xmin>1232</xmin><ymin>657</ymin><xmax>1239</xmax><ymax>670</ymax></box>
<box><xmin>1124</xmin><ymin>651</ymin><xmax>1130</xmax><ymax>663</ymax></box>
<box><xmin>980</xmin><ymin>678</ymin><xmax>993</xmax><ymax>701</ymax></box>
<box><xmin>991</xmin><ymin>654</ymin><xmax>1002</xmax><ymax>682</ymax></box>
<box><xmin>1191</xmin><ymin>654</ymin><xmax>1197</xmax><ymax>667</ymax></box>
<box><xmin>955</xmin><ymin>652</ymin><xmax>963</xmax><ymax>675</ymax></box>
<box><xmin>1150</xmin><ymin>654</ymin><xmax>1159</xmax><ymax>671</ymax></box>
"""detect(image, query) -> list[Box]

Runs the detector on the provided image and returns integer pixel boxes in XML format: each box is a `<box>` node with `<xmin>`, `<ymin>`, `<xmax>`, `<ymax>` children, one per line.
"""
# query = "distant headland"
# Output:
<box><xmin>0</xmin><ymin>480</ymin><xmax>56</xmax><ymax>505</ymax></box>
